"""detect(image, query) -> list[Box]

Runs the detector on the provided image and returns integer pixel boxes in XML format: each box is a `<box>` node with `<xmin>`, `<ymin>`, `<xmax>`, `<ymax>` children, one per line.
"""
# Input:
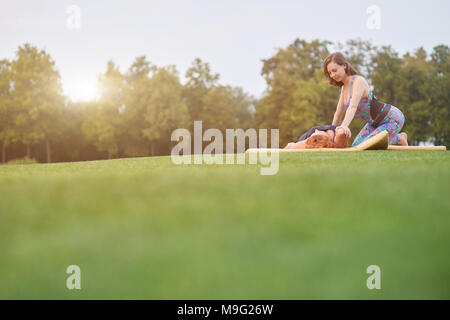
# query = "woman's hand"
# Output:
<box><xmin>336</xmin><ymin>126</ymin><xmax>351</xmax><ymax>139</ymax></box>
<box><xmin>334</xmin><ymin>126</ymin><xmax>350</xmax><ymax>148</ymax></box>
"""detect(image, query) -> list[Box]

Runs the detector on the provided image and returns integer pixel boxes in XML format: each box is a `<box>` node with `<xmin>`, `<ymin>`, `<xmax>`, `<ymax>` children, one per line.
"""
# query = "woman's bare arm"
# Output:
<box><xmin>341</xmin><ymin>77</ymin><xmax>365</xmax><ymax>128</ymax></box>
<box><xmin>332</xmin><ymin>89</ymin><xmax>345</xmax><ymax>126</ymax></box>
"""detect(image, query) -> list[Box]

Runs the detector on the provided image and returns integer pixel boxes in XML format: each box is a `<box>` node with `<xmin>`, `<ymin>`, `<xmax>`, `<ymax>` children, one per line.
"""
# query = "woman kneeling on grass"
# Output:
<box><xmin>323</xmin><ymin>52</ymin><xmax>408</xmax><ymax>147</ymax></box>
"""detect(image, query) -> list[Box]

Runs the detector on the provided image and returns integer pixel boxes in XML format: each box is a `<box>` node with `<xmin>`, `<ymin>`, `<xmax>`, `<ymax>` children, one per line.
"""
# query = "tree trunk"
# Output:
<box><xmin>46</xmin><ymin>140</ymin><xmax>52</xmax><ymax>163</ymax></box>
<box><xmin>1</xmin><ymin>142</ymin><xmax>5</xmax><ymax>164</ymax></box>
<box><xmin>26</xmin><ymin>145</ymin><xmax>31</xmax><ymax>159</ymax></box>
<box><xmin>108</xmin><ymin>152</ymin><xmax>112</xmax><ymax>159</ymax></box>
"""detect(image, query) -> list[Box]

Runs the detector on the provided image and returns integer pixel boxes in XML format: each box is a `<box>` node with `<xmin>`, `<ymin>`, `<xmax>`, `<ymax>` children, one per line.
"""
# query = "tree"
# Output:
<box><xmin>370</xmin><ymin>45</ymin><xmax>402</xmax><ymax>106</ymax></box>
<box><xmin>285</xmin><ymin>70</ymin><xmax>342</xmax><ymax>142</ymax></box>
<box><xmin>429</xmin><ymin>45</ymin><xmax>450</xmax><ymax>146</ymax></box>
<box><xmin>9</xmin><ymin>43</ymin><xmax>64</xmax><ymax>162</ymax></box>
<box><xmin>334</xmin><ymin>38</ymin><xmax>378</xmax><ymax>79</ymax></box>
<box><xmin>53</xmin><ymin>101</ymin><xmax>103</xmax><ymax>162</ymax></box>
<box><xmin>227</xmin><ymin>86</ymin><xmax>255</xmax><ymax>130</ymax></box>
<box><xmin>183</xmin><ymin>58</ymin><xmax>254</xmax><ymax>133</ymax></box>
<box><xmin>256</xmin><ymin>39</ymin><xmax>331</xmax><ymax>143</ymax></box>
<box><xmin>0</xmin><ymin>59</ymin><xmax>12</xmax><ymax>163</ymax></box>
<box><xmin>395</xmin><ymin>48</ymin><xmax>433</xmax><ymax>144</ymax></box>
<box><xmin>119</xmin><ymin>56</ymin><xmax>156</xmax><ymax>156</ymax></box>
<box><xmin>142</xmin><ymin>66</ymin><xmax>190</xmax><ymax>155</ymax></box>
<box><xmin>82</xmin><ymin>61</ymin><xmax>124</xmax><ymax>158</ymax></box>
<box><xmin>184</xmin><ymin>58</ymin><xmax>220</xmax><ymax>125</ymax></box>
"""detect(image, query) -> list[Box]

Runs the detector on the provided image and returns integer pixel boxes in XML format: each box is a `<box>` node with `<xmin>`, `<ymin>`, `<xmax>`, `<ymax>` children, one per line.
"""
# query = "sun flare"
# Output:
<box><xmin>63</xmin><ymin>77</ymin><xmax>99</xmax><ymax>102</ymax></box>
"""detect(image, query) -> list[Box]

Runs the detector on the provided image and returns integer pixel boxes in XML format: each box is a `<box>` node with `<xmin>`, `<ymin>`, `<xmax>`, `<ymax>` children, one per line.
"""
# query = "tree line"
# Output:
<box><xmin>0</xmin><ymin>39</ymin><xmax>449</xmax><ymax>163</ymax></box>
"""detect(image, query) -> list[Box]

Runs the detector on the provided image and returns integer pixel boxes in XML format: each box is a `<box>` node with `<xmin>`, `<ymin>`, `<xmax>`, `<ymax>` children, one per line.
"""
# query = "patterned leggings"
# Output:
<box><xmin>352</xmin><ymin>106</ymin><xmax>405</xmax><ymax>146</ymax></box>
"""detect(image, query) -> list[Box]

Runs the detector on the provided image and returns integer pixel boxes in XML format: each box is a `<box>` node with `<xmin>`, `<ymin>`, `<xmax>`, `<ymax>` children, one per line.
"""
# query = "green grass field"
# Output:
<box><xmin>1</xmin><ymin>151</ymin><xmax>449</xmax><ymax>299</ymax></box>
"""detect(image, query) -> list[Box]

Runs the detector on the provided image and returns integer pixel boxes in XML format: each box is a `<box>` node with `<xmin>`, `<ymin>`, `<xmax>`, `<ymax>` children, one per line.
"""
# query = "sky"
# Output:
<box><xmin>1</xmin><ymin>0</ymin><xmax>449</xmax><ymax>102</ymax></box>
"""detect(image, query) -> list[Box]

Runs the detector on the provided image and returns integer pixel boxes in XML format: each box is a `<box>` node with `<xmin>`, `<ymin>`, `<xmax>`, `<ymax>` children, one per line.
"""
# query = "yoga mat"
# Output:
<box><xmin>246</xmin><ymin>130</ymin><xmax>389</xmax><ymax>153</ymax></box>
<box><xmin>387</xmin><ymin>145</ymin><xmax>447</xmax><ymax>151</ymax></box>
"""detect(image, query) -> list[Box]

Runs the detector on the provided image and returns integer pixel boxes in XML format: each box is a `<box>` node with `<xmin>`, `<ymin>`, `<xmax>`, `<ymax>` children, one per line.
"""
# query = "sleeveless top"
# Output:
<box><xmin>343</xmin><ymin>75</ymin><xmax>376</xmax><ymax>124</ymax></box>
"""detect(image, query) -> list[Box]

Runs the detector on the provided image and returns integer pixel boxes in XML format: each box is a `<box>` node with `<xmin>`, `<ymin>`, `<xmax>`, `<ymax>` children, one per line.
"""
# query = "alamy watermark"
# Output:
<box><xmin>171</xmin><ymin>121</ymin><xmax>279</xmax><ymax>175</ymax></box>
<box><xmin>366</xmin><ymin>5</ymin><xmax>381</xmax><ymax>30</ymax></box>
<box><xmin>366</xmin><ymin>265</ymin><xmax>381</xmax><ymax>290</ymax></box>
<box><xmin>66</xmin><ymin>5</ymin><xmax>81</xmax><ymax>30</ymax></box>
<box><xmin>66</xmin><ymin>265</ymin><xmax>81</xmax><ymax>290</ymax></box>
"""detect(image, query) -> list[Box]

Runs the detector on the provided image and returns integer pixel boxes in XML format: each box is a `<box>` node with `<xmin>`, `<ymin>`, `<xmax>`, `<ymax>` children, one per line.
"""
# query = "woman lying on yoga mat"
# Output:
<box><xmin>284</xmin><ymin>125</ymin><xmax>349</xmax><ymax>149</ymax></box>
<box><xmin>323</xmin><ymin>52</ymin><xmax>408</xmax><ymax>146</ymax></box>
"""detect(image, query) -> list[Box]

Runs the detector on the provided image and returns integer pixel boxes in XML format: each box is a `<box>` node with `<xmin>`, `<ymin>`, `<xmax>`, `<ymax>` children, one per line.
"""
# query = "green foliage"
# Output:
<box><xmin>334</xmin><ymin>38</ymin><xmax>378</xmax><ymax>78</ymax></box>
<box><xmin>429</xmin><ymin>45</ymin><xmax>450</xmax><ymax>146</ymax></box>
<box><xmin>5</xmin><ymin>44</ymin><xmax>65</xmax><ymax>163</ymax></box>
<box><xmin>82</xmin><ymin>101</ymin><xmax>121</xmax><ymax>157</ymax></box>
<box><xmin>0</xmin><ymin>59</ymin><xmax>13</xmax><ymax>156</ymax></box>
<box><xmin>227</xmin><ymin>86</ymin><xmax>255</xmax><ymax>130</ymax></box>
<box><xmin>184</xmin><ymin>58</ymin><xmax>220</xmax><ymax>124</ymax></box>
<box><xmin>257</xmin><ymin>39</ymin><xmax>331</xmax><ymax>144</ymax></box>
<box><xmin>184</xmin><ymin>58</ymin><xmax>254</xmax><ymax>132</ymax></box>
<box><xmin>370</xmin><ymin>45</ymin><xmax>403</xmax><ymax>105</ymax></box>
<box><xmin>393</xmin><ymin>48</ymin><xmax>432</xmax><ymax>144</ymax></box>
<box><xmin>10</xmin><ymin>44</ymin><xmax>64</xmax><ymax>146</ymax></box>
<box><xmin>119</xmin><ymin>56</ymin><xmax>154</xmax><ymax>156</ymax></box>
<box><xmin>142</xmin><ymin>65</ymin><xmax>190</xmax><ymax>154</ymax></box>
<box><xmin>82</xmin><ymin>61</ymin><xmax>124</xmax><ymax>157</ymax></box>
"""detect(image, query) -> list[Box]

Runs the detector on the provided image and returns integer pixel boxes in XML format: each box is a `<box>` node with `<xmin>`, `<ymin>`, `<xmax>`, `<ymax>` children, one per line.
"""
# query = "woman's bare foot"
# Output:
<box><xmin>398</xmin><ymin>132</ymin><xmax>408</xmax><ymax>146</ymax></box>
<box><xmin>284</xmin><ymin>140</ymin><xmax>307</xmax><ymax>149</ymax></box>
